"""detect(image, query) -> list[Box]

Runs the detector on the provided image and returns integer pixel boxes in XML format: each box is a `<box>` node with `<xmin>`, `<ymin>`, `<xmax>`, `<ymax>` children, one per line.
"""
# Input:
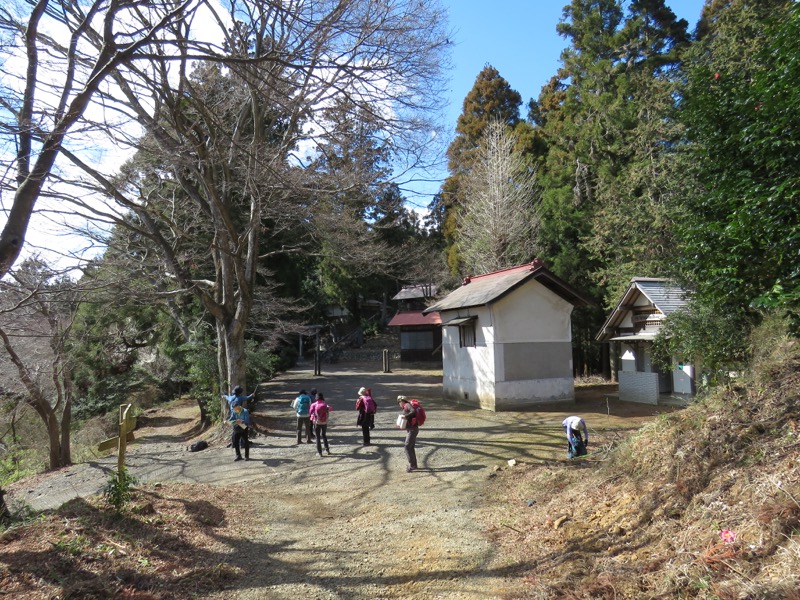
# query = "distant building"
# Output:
<box><xmin>596</xmin><ymin>278</ymin><xmax>694</xmax><ymax>404</ymax></box>
<box><xmin>422</xmin><ymin>260</ymin><xmax>591</xmax><ymax>411</ymax></box>
<box><xmin>387</xmin><ymin>284</ymin><xmax>441</xmax><ymax>363</ymax></box>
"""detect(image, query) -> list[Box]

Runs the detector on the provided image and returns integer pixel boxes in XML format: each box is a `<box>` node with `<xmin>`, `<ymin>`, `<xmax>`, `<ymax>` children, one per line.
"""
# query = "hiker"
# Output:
<box><xmin>223</xmin><ymin>385</ymin><xmax>257</xmax><ymax>449</ymax></box>
<box><xmin>310</xmin><ymin>392</ymin><xmax>333</xmax><ymax>457</ymax></box>
<box><xmin>308</xmin><ymin>388</ymin><xmax>317</xmax><ymax>439</ymax></box>
<box><xmin>293</xmin><ymin>389</ymin><xmax>313</xmax><ymax>444</ymax></box>
<box><xmin>397</xmin><ymin>395</ymin><xmax>419</xmax><ymax>472</ymax></box>
<box><xmin>562</xmin><ymin>415</ymin><xmax>589</xmax><ymax>458</ymax></box>
<box><xmin>355</xmin><ymin>386</ymin><xmax>377</xmax><ymax>446</ymax></box>
<box><xmin>228</xmin><ymin>402</ymin><xmax>253</xmax><ymax>461</ymax></box>
<box><xmin>224</xmin><ymin>385</ymin><xmax>255</xmax><ymax>411</ymax></box>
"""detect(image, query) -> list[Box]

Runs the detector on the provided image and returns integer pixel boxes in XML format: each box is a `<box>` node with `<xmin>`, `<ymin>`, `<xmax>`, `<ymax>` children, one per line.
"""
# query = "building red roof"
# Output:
<box><xmin>387</xmin><ymin>311</ymin><xmax>442</xmax><ymax>327</ymax></box>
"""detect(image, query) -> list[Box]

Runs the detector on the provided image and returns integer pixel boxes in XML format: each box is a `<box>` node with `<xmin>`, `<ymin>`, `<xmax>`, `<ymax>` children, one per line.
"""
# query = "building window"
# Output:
<box><xmin>459</xmin><ymin>320</ymin><xmax>476</xmax><ymax>347</ymax></box>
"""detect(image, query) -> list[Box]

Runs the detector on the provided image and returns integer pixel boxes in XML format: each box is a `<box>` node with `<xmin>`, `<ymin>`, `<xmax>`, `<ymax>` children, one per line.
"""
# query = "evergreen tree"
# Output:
<box><xmin>677</xmin><ymin>0</ymin><xmax>798</xmax><ymax>335</ymax></box>
<box><xmin>532</xmin><ymin>0</ymin><xmax>689</xmax><ymax>374</ymax></box>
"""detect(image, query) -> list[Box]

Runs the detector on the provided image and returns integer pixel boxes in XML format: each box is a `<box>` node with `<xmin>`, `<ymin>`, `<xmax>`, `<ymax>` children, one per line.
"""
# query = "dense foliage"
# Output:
<box><xmin>440</xmin><ymin>0</ymin><xmax>798</xmax><ymax>374</ymax></box>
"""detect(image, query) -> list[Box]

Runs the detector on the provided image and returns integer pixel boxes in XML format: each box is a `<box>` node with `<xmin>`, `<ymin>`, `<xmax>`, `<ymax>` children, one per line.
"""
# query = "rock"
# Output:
<box><xmin>527</xmin><ymin>499</ymin><xmax>535</xmax><ymax>507</ymax></box>
<box><xmin>507</xmin><ymin>459</ymin><xmax>517</xmax><ymax>467</ymax></box>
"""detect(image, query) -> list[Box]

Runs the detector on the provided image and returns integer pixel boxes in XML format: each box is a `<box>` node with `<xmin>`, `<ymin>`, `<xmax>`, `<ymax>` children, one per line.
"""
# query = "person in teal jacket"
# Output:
<box><xmin>228</xmin><ymin>403</ymin><xmax>253</xmax><ymax>461</ymax></box>
<box><xmin>294</xmin><ymin>389</ymin><xmax>313</xmax><ymax>444</ymax></box>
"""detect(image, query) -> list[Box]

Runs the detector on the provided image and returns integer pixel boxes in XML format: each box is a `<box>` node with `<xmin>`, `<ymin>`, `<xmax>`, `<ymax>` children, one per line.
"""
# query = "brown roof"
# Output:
<box><xmin>423</xmin><ymin>260</ymin><xmax>591</xmax><ymax>314</ymax></box>
<box><xmin>387</xmin><ymin>311</ymin><xmax>442</xmax><ymax>327</ymax></box>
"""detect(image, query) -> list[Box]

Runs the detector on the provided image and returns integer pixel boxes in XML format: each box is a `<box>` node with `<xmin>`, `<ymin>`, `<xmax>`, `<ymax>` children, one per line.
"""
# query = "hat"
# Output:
<box><xmin>397</xmin><ymin>395</ymin><xmax>407</xmax><ymax>402</ymax></box>
<box><xmin>358</xmin><ymin>387</ymin><xmax>367</xmax><ymax>395</ymax></box>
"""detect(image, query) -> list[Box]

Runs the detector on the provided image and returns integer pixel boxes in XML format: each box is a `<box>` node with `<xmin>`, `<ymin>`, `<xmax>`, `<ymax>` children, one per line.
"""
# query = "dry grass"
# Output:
<box><xmin>0</xmin><ymin>483</ymin><xmax>247</xmax><ymax>599</ymax></box>
<box><xmin>485</xmin><ymin>320</ymin><xmax>800</xmax><ymax>599</ymax></box>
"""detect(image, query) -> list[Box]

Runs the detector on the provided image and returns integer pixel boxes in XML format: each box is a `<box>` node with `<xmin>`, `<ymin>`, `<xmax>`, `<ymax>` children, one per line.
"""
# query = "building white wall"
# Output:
<box><xmin>440</xmin><ymin>280</ymin><xmax>576</xmax><ymax>411</ymax></box>
<box><xmin>492</xmin><ymin>281</ymin><xmax>573</xmax><ymax>343</ymax></box>
<box><xmin>441</xmin><ymin>304</ymin><xmax>497</xmax><ymax>409</ymax></box>
<box><xmin>672</xmin><ymin>362</ymin><xmax>694</xmax><ymax>395</ymax></box>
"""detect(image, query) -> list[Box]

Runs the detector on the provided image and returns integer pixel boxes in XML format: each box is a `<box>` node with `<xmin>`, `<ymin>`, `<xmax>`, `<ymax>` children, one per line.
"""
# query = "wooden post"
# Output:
<box><xmin>97</xmin><ymin>404</ymin><xmax>135</xmax><ymax>456</ymax></box>
<box><xmin>314</xmin><ymin>329</ymin><xmax>322</xmax><ymax>375</ymax></box>
<box><xmin>383</xmin><ymin>348</ymin><xmax>391</xmax><ymax>373</ymax></box>
<box><xmin>118</xmin><ymin>404</ymin><xmax>132</xmax><ymax>472</ymax></box>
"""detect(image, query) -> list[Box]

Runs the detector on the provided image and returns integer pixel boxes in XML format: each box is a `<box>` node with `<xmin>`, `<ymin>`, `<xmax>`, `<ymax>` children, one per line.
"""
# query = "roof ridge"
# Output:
<box><xmin>464</xmin><ymin>259</ymin><xmax>543</xmax><ymax>284</ymax></box>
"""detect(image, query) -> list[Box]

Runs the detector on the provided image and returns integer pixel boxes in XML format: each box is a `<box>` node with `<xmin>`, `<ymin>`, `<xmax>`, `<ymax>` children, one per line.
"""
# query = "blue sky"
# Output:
<box><xmin>406</xmin><ymin>0</ymin><xmax>707</xmax><ymax>208</ymax></box>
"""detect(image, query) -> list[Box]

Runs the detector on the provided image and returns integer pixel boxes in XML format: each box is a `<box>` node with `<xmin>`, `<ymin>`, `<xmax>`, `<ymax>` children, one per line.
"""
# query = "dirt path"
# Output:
<box><xmin>7</xmin><ymin>364</ymin><xmax>676</xmax><ymax>599</ymax></box>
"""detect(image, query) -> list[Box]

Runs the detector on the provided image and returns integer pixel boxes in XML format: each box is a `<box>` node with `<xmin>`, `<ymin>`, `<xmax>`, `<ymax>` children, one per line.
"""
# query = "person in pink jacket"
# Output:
<box><xmin>355</xmin><ymin>387</ymin><xmax>377</xmax><ymax>446</ymax></box>
<box><xmin>310</xmin><ymin>392</ymin><xmax>333</xmax><ymax>457</ymax></box>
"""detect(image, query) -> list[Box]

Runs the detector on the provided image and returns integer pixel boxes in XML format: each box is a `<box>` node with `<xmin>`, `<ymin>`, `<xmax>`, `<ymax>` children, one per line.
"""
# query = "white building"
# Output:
<box><xmin>596</xmin><ymin>278</ymin><xmax>694</xmax><ymax>404</ymax></box>
<box><xmin>423</xmin><ymin>260</ymin><xmax>591</xmax><ymax>411</ymax></box>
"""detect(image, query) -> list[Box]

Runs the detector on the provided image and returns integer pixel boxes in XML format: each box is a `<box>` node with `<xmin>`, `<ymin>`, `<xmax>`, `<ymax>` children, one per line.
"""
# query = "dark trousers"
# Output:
<box><xmin>315</xmin><ymin>423</ymin><xmax>329</xmax><ymax>454</ymax></box>
<box><xmin>404</xmin><ymin>428</ymin><xmax>418</xmax><ymax>469</ymax></box>
<box><xmin>297</xmin><ymin>417</ymin><xmax>312</xmax><ymax>442</ymax></box>
<box><xmin>360</xmin><ymin>412</ymin><xmax>374</xmax><ymax>444</ymax></box>
<box><xmin>232</xmin><ymin>427</ymin><xmax>250</xmax><ymax>459</ymax></box>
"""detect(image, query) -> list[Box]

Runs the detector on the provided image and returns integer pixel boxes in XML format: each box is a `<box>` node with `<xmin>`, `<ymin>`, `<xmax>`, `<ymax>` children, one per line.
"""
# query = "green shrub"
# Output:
<box><xmin>102</xmin><ymin>467</ymin><xmax>137</xmax><ymax>511</ymax></box>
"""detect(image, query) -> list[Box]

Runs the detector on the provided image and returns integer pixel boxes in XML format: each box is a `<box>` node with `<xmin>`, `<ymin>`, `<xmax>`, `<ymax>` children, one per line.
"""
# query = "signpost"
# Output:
<box><xmin>97</xmin><ymin>404</ymin><xmax>136</xmax><ymax>471</ymax></box>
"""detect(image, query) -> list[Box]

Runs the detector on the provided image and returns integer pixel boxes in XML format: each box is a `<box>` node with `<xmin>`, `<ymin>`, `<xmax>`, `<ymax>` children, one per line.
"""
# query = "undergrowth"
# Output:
<box><xmin>488</xmin><ymin>317</ymin><xmax>800</xmax><ymax>599</ymax></box>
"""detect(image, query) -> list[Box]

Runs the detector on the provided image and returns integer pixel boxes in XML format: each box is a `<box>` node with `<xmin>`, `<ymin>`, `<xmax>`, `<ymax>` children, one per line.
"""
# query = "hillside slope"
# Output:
<box><xmin>486</xmin><ymin>328</ymin><xmax>800</xmax><ymax>599</ymax></box>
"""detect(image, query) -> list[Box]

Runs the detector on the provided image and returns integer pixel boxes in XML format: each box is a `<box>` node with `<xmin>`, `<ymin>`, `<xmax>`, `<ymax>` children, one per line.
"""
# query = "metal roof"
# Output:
<box><xmin>392</xmin><ymin>284</ymin><xmax>438</xmax><ymax>301</ymax></box>
<box><xmin>609</xmin><ymin>333</ymin><xmax>657</xmax><ymax>342</ymax></box>
<box><xmin>596</xmin><ymin>278</ymin><xmax>690</xmax><ymax>342</ymax></box>
<box><xmin>443</xmin><ymin>315</ymin><xmax>477</xmax><ymax>326</ymax></box>
<box><xmin>422</xmin><ymin>260</ymin><xmax>591</xmax><ymax>314</ymax></box>
<box><xmin>387</xmin><ymin>311</ymin><xmax>442</xmax><ymax>327</ymax></box>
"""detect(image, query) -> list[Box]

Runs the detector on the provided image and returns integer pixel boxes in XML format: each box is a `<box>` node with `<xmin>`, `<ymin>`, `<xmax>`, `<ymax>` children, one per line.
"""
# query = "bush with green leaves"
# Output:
<box><xmin>102</xmin><ymin>467</ymin><xmax>137</xmax><ymax>511</ymax></box>
<box><xmin>651</xmin><ymin>298</ymin><xmax>752</xmax><ymax>385</ymax></box>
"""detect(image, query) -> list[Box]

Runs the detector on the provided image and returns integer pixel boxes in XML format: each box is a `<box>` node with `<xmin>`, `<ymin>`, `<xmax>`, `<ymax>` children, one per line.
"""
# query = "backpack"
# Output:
<box><xmin>311</xmin><ymin>402</ymin><xmax>329</xmax><ymax>424</ymax></box>
<box><xmin>295</xmin><ymin>394</ymin><xmax>311</xmax><ymax>415</ymax></box>
<box><xmin>364</xmin><ymin>396</ymin><xmax>377</xmax><ymax>414</ymax></box>
<box><xmin>189</xmin><ymin>440</ymin><xmax>209</xmax><ymax>452</ymax></box>
<box><xmin>409</xmin><ymin>399</ymin><xmax>426</xmax><ymax>427</ymax></box>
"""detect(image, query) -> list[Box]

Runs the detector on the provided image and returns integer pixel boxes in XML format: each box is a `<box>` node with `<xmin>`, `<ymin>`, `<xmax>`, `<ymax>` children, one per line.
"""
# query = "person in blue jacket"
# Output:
<box><xmin>224</xmin><ymin>385</ymin><xmax>255</xmax><ymax>411</ymax></box>
<box><xmin>228</xmin><ymin>402</ymin><xmax>253</xmax><ymax>461</ymax></box>
<box><xmin>294</xmin><ymin>389</ymin><xmax>313</xmax><ymax>444</ymax></box>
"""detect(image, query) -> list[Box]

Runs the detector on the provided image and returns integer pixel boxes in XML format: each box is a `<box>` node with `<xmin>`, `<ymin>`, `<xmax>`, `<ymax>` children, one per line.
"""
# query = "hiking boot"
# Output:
<box><xmin>326</xmin><ymin>449</ymin><xmax>331</xmax><ymax>455</ymax></box>
<box><xmin>406</xmin><ymin>466</ymin><xmax>415</xmax><ymax>473</ymax></box>
<box><xmin>245</xmin><ymin>457</ymin><xmax>250</xmax><ymax>461</ymax></box>
<box><xmin>316</xmin><ymin>452</ymin><xmax>323</xmax><ymax>457</ymax></box>
<box><xmin>234</xmin><ymin>456</ymin><xmax>243</xmax><ymax>462</ymax></box>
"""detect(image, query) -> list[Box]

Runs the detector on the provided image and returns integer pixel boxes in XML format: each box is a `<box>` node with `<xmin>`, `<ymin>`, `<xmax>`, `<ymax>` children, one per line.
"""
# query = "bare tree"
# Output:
<box><xmin>457</xmin><ymin>120</ymin><xmax>540</xmax><ymax>274</ymax></box>
<box><xmin>0</xmin><ymin>0</ymin><xmax>450</xmax><ymax>281</ymax></box>
<box><xmin>0</xmin><ymin>0</ymin><xmax>217</xmax><ymax>277</ymax></box>
<box><xmin>0</xmin><ymin>258</ymin><xmax>79</xmax><ymax>469</ymax></box>
<box><xmin>0</xmin><ymin>0</ymin><xmax>450</xmax><ymax>414</ymax></box>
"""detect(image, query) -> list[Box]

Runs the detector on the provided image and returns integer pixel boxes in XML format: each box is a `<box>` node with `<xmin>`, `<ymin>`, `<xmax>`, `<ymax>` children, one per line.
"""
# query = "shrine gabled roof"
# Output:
<box><xmin>422</xmin><ymin>260</ymin><xmax>592</xmax><ymax>314</ymax></box>
<box><xmin>596</xmin><ymin>278</ymin><xmax>689</xmax><ymax>342</ymax></box>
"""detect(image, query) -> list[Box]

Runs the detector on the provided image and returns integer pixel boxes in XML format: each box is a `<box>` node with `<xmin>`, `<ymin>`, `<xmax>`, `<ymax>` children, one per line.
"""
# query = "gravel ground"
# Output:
<box><xmin>7</xmin><ymin>363</ymin><xmax>667</xmax><ymax>599</ymax></box>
